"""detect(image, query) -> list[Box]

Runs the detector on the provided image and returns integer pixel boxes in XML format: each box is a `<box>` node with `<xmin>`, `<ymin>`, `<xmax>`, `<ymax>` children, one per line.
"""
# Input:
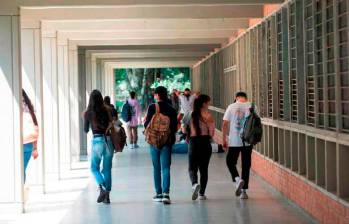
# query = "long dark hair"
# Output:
<box><xmin>86</xmin><ymin>90</ymin><xmax>109</xmax><ymax>125</ymax></box>
<box><xmin>191</xmin><ymin>94</ymin><xmax>210</xmax><ymax>136</ymax></box>
<box><xmin>22</xmin><ymin>89</ymin><xmax>38</xmax><ymax>126</ymax></box>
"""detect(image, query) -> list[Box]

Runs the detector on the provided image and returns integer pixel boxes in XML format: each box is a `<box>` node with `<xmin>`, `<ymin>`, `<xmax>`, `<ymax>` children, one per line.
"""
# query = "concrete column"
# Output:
<box><xmin>41</xmin><ymin>34</ymin><xmax>60</xmax><ymax>180</ymax></box>
<box><xmin>84</xmin><ymin>52</ymin><xmax>93</xmax><ymax>155</ymax></box>
<box><xmin>57</xmin><ymin>43</ymin><xmax>71</xmax><ymax>171</ymax></box>
<box><xmin>78</xmin><ymin>49</ymin><xmax>87</xmax><ymax>157</ymax></box>
<box><xmin>68</xmin><ymin>44</ymin><xmax>81</xmax><ymax>162</ymax></box>
<box><xmin>0</xmin><ymin>15</ymin><xmax>24</xmax><ymax>213</ymax></box>
<box><xmin>95</xmin><ymin>59</ymin><xmax>102</xmax><ymax>90</ymax></box>
<box><xmin>21</xmin><ymin>26</ymin><xmax>45</xmax><ymax>189</ymax></box>
<box><xmin>91</xmin><ymin>57</ymin><xmax>97</xmax><ymax>90</ymax></box>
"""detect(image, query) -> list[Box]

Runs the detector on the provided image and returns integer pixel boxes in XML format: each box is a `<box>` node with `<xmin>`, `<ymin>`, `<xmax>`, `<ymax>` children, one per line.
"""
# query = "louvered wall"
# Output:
<box><xmin>192</xmin><ymin>0</ymin><xmax>349</xmax><ymax>203</ymax></box>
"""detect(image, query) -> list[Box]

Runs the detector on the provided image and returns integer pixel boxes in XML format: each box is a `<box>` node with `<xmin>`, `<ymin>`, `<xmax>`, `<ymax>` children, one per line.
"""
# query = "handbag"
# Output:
<box><xmin>23</xmin><ymin>111</ymin><xmax>39</xmax><ymax>144</ymax></box>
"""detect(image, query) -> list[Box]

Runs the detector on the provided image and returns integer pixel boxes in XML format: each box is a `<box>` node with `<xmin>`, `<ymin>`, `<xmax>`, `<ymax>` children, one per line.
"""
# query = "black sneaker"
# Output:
<box><xmin>153</xmin><ymin>194</ymin><xmax>163</xmax><ymax>202</ymax></box>
<box><xmin>103</xmin><ymin>192</ymin><xmax>110</xmax><ymax>204</ymax></box>
<box><xmin>97</xmin><ymin>185</ymin><xmax>108</xmax><ymax>203</ymax></box>
<box><xmin>162</xmin><ymin>193</ymin><xmax>171</xmax><ymax>204</ymax></box>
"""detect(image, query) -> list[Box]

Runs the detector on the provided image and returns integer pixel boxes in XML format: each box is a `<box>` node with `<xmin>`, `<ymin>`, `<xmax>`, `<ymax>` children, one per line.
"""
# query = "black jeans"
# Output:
<box><xmin>226</xmin><ymin>145</ymin><xmax>253</xmax><ymax>189</ymax></box>
<box><xmin>188</xmin><ymin>136</ymin><xmax>212</xmax><ymax>195</ymax></box>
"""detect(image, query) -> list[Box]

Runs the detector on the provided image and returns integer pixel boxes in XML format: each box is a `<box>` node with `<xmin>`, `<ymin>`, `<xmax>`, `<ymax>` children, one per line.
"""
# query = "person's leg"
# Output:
<box><xmin>102</xmin><ymin>138</ymin><xmax>114</xmax><ymax>192</ymax></box>
<box><xmin>90</xmin><ymin>138</ymin><xmax>105</xmax><ymax>186</ymax></box>
<box><xmin>198</xmin><ymin>141</ymin><xmax>212</xmax><ymax>196</ymax></box>
<box><xmin>160</xmin><ymin>145</ymin><xmax>171</xmax><ymax>194</ymax></box>
<box><xmin>188</xmin><ymin>140</ymin><xmax>199</xmax><ymax>186</ymax></box>
<box><xmin>132</xmin><ymin>127</ymin><xmax>138</xmax><ymax>145</ymax></box>
<box><xmin>241</xmin><ymin>145</ymin><xmax>253</xmax><ymax>189</ymax></box>
<box><xmin>150</xmin><ymin>146</ymin><xmax>162</xmax><ymax>195</ymax></box>
<box><xmin>23</xmin><ymin>143</ymin><xmax>33</xmax><ymax>183</ymax></box>
<box><xmin>226</xmin><ymin>147</ymin><xmax>241</xmax><ymax>182</ymax></box>
<box><xmin>127</xmin><ymin>125</ymin><xmax>133</xmax><ymax>145</ymax></box>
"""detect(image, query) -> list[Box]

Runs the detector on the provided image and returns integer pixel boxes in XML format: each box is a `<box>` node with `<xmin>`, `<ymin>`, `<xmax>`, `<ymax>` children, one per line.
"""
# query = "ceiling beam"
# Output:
<box><xmin>39</xmin><ymin>18</ymin><xmax>249</xmax><ymax>31</ymax></box>
<box><xmin>105</xmin><ymin>61</ymin><xmax>195</xmax><ymax>69</ymax></box>
<box><xmin>90</xmin><ymin>51</ymin><xmax>210</xmax><ymax>59</ymax></box>
<box><xmin>21</xmin><ymin>5</ymin><xmax>263</xmax><ymax>21</ymax></box>
<box><xmin>58</xmin><ymin>30</ymin><xmax>236</xmax><ymax>41</ymax></box>
<box><xmin>70</xmin><ymin>38</ymin><xmax>227</xmax><ymax>46</ymax></box>
<box><xmin>79</xmin><ymin>44</ymin><xmax>222</xmax><ymax>50</ymax></box>
<box><xmin>19</xmin><ymin>0</ymin><xmax>283</xmax><ymax>7</ymax></box>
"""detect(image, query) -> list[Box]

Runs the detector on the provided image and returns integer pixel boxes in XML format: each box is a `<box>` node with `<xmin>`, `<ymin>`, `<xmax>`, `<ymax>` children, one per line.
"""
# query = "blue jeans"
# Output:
<box><xmin>150</xmin><ymin>145</ymin><xmax>171</xmax><ymax>195</ymax></box>
<box><xmin>91</xmin><ymin>136</ymin><xmax>114</xmax><ymax>191</ymax></box>
<box><xmin>23</xmin><ymin>143</ymin><xmax>33</xmax><ymax>183</ymax></box>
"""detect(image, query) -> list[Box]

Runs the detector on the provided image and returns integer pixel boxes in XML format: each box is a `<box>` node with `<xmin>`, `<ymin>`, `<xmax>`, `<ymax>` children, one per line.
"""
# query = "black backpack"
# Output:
<box><xmin>121</xmin><ymin>100</ymin><xmax>134</xmax><ymax>122</ymax></box>
<box><xmin>241</xmin><ymin>105</ymin><xmax>263</xmax><ymax>146</ymax></box>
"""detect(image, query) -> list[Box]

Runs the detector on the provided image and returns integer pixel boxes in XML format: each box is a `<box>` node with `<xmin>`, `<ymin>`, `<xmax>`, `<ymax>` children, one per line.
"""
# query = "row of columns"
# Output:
<box><xmin>0</xmin><ymin>15</ymin><xmax>115</xmax><ymax>213</ymax></box>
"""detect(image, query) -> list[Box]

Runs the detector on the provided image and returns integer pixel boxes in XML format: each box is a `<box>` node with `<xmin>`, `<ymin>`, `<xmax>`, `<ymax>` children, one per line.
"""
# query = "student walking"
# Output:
<box><xmin>144</xmin><ymin>86</ymin><xmax>177</xmax><ymax>204</ymax></box>
<box><xmin>22</xmin><ymin>90</ymin><xmax>39</xmax><ymax>183</ymax></box>
<box><xmin>84</xmin><ymin>90</ymin><xmax>114</xmax><ymax>204</ymax></box>
<box><xmin>222</xmin><ymin>92</ymin><xmax>257</xmax><ymax>200</ymax></box>
<box><xmin>123</xmin><ymin>91</ymin><xmax>141</xmax><ymax>149</ymax></box>
<box><xmin>182</xmin><ymin>95</ymin><xmax>215</xmax><ymax>201</ymax></box>
<box><xmin>104</xmin><ymin>96</ymin><xmax>118</xmax><ymax>120</ymax></box>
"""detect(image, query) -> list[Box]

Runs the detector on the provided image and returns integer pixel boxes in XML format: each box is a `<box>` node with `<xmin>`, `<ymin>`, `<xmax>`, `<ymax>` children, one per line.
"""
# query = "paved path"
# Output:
<box><xmin>61</xmin><ymin>136</ymin><xmax>316</xmax><ymax>224</ymax></box>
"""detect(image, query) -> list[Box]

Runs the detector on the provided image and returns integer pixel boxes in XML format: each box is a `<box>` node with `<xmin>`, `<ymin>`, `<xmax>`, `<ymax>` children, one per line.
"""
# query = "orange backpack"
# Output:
<box><xmin>144</xmin><ymin>103</ymin><xmax>171</xmax><ymax>149</ymax></box>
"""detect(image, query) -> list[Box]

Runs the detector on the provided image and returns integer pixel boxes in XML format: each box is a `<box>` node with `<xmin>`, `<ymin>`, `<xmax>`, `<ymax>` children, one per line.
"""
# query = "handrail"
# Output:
<box><xmin>208</xmin><ymin>106</ymin><xmax>225</xmax><ymax>114</ymax></box>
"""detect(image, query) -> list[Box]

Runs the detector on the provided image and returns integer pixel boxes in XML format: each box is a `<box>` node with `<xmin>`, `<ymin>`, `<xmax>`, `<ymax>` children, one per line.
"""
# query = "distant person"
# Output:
<box><xmin>182</xmin><ymin>94</ymin><xmax>215</xmax><ymax>201</ymax></box>
<box><xmin>144</xmin><ymin>86</ymin><xmax>178</xmax><ymax>204</ymax></box>
<box><xmin>104</xmin><ymin>96</ymin><xmax>118</xmax><ymax>120</ymax></box>
<box><xmin>124</xmin><ymin>91</ymin><xmax>141</xmax><ymax>149</ymax></box>
<box><xmin>170</xmin><ymin>89</ymin><xmax>180</xmax><ymax>113</ymax></box>
<box><xmin>222</xmin><ymin>92</ymin><xmax>257</xmax><ymax>200</ymax></box>
<box><xmin>84</xmin><ymin>90</ymin><xmax>114</xmax><ymax>204</ymax></box>
<box><xmin>178</xmin><ymin>88</ymin><xmax>196</xmax><ymax>117</ymax></box>
<box><xmin>22</xmin><ymin>89</ymin><xmax>39</xmax><ymax>183</ymax></box>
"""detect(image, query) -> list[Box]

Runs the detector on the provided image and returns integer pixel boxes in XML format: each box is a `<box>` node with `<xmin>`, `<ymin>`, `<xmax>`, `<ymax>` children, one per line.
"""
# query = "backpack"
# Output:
<box><xmin>106</xmin><ymin>121</ymin><xmax>127</xmax><ymax>153</ymax></box>
<box><xmin>121</xmin><ymin>100</ymin><xmax>134</xmax><ymax>122</ymax></box>
<box><xmin>114</xmin><ymin>123</ymin><xmax>127</xmax><ymax>152</ymax></box>
<box><xmin>241</xmin><ymin>104</ymin><xmax>263</xmax><ymax>146</ymax></box>
<box><xmin>144</xmin><ymin>103</ymin><xmax>171</xmax><ymax>149</ymax></box>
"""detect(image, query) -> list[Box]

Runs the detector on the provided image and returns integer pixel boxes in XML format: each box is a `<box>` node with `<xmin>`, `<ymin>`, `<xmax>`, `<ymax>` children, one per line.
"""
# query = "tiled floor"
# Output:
<box><xmin>60</xmin><ymin>139</ymin><xmax>316</xmax><ymax>224</ymax></box>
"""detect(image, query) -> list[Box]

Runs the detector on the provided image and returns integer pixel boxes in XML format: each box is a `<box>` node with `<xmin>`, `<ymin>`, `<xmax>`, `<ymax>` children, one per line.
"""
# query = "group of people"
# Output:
<box><xmin>20</xmin><ymin>85</ymin><xmax>256</xmax><ymax>206</ymax></box>
<box><xmin>84</xmin><ymin>86</ymin><xmax>257</xmax><ymax>205</ymax></box>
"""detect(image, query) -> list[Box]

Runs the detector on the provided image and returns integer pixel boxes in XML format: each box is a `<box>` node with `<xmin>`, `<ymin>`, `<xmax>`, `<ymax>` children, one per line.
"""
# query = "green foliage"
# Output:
<box><xmin>114</xmin><ymin>67</ymin><xmax>190</xmax><ymax>112</ymax></box>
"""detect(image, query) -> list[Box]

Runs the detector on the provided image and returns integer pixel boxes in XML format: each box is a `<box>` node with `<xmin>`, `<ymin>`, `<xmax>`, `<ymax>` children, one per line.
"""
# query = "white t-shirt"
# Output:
<box><xmin>223</xmin><ymin>102</ymin><xmax>257</xmax><ymax>147</ymax></box>
<box><xmin>179</xmin><ymin>95</ymin><xmax>196</xmax><ymax>114</ymax></box>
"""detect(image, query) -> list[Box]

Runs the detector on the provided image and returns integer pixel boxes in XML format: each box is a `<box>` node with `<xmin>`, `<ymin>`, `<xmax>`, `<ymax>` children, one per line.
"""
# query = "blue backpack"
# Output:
<box><xmin>121</xmin><ymin>100</ymin><xmax>134</xmax><ymax>122</ymax></box>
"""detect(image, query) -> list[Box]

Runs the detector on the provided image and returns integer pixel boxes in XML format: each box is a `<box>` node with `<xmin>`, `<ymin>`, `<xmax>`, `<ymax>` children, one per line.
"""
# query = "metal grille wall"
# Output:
<box><xmin>192</xmin><ymin>0</ymin><xmax>349</xmax><ymax>204</ymax></box>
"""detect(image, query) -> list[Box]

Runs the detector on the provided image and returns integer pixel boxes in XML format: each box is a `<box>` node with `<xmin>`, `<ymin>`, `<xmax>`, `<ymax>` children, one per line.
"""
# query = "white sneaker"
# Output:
<box><xmin>198</xmin><ymin>195</ymin><xmax>207</xmax><ymax>200</ymax></box>
<box><xmin>240</xmin><ymin>191</ymin><xmax>248</xmax><ymax>200</ymax></box>
<box><xmin>130</xmin><ymin>144</ymin><xmax>134</xmax><ymax>149</ymax></box>
<box><xmin>192</xmin><ymin>184</ymin><xmax>200</xmax><ymax>200</ymax></box>
<box><xmin>235</xmin><ymin>179</ymin><xmax>245</xmax><ymax>197</ymax></box>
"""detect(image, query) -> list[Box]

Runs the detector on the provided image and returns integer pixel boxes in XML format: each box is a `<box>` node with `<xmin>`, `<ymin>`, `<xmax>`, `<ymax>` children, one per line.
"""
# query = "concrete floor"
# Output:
<box><xmin>60</xmin><ymin>138</ymin><xmax>316</xmax><ymax>224</ymax></box>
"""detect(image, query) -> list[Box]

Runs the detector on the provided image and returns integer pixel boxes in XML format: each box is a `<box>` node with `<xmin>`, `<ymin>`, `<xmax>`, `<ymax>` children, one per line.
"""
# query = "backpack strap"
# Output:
<box><xmin>155</xmin><ymin>103</ymin><xmax>160</xmax><ymax>114</ymax></box>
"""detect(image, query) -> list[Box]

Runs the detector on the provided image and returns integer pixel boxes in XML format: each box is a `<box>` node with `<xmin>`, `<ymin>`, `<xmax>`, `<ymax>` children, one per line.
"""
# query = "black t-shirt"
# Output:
<box><xmin>84</xmin><ymin>108</ymin><xmax>111</xmax><ymax>135</ymax></box>
<box><xmin>144</xmin><ymin>101</ymin><xmax>178</xmax><ymax>146</ymax></box>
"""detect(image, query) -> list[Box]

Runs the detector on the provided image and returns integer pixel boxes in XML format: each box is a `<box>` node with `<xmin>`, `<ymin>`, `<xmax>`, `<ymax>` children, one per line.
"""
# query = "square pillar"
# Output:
<box><xmin>0</xmin><ymin>15</ymin><xmax>24</xmax><ymax>213</ymax></box>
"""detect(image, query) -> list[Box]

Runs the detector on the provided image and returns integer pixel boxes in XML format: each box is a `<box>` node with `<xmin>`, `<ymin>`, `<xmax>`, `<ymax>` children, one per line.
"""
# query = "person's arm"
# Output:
<box><xmin>170</xmin><ymin>110</ymin><xmax>178</xmax><ymax>145</ymax></box>
<box><xmin>207</xmin><ymin>114</ymin><xmax>215</xmax><ymax>137</ymax></box>
<box><xmin>32</xmin><ymin>141</ymin><xmax>39</xmax><ymax>159</ymax></box>
<box><xmin>136</xmin><ymin>101</ymin><xmax>142</xmax><ymax>124</ymax></box>
<box><xmin>144</xmin><ymin>104</ymin><xmax>155</xmax><ymax>128</ymax></box>
<box><xmin>83</xmin><ymin>111</ymin><xmax>90</xmax><ymax>133</ymax></box>
<box><xmin>222</xmin><ymin>106</ymin><xmax>231</xmax><ymax>151</ymax></box>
